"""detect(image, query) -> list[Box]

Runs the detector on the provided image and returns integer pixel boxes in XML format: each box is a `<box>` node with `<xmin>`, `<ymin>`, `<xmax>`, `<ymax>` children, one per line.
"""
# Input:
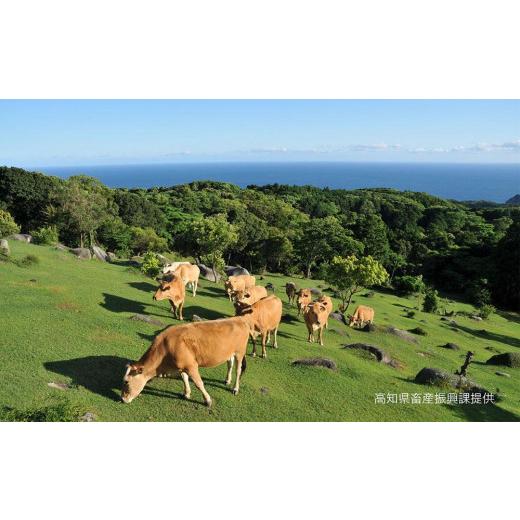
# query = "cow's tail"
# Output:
<box><xmin>241</xmin><ymin>355</ymin><xmax>247</xmax><ymax>376</ymax></box>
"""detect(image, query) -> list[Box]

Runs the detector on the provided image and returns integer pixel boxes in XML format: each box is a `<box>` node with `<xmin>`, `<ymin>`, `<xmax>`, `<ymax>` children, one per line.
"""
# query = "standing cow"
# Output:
<box><xmin>303</xmin><ymin>301</ymin><xmax>329</xmax><ymax>346</ymax></box>
<box><xmin>121</xmin><ymin>317</ymin><xmax>250</xmax><ymax>407</ymax></box>
<box><xmin>225</xmin><ymin>274</ymin><xmax>256</xmax><ymax>301</ymax></box>
<box><xmin>348</xmin><ymin>305</ymin><xmax>375</xmax><ymax>328</ymax></box>
<box><xmin>285</xmin><ymin>282</ymin><xmax>298</xmax><ymax>305</ymax></box>
<box><xmin>316</xmin><ymin>295</ymin><xmax>333</xmax><ymax>328</ymax></box>
<box><xmin>153</xmin><ymin>274</ymin><xmax>186</xmax><ymax>320</ymax></box>
<box><xmin>175</xmin><ymin>263</ymin><xmax>200</xmax><ymax>297</ymax></box>
<box><xmin>297</xmin><ymin>288</ymin><xmax>312</xmax><ymax>316</ymax></box>
<box><xmin>233</xmin><ymin>286</ymin><xmax>268</xmax><ymax>307</ymax></box>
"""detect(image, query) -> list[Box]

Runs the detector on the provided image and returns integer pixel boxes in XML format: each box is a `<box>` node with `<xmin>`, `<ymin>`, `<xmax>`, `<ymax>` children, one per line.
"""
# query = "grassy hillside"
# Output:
<box><xmin>1</xmin><ymin>241</ymin><xmax>519</xmax><ymax>421</ymax></box>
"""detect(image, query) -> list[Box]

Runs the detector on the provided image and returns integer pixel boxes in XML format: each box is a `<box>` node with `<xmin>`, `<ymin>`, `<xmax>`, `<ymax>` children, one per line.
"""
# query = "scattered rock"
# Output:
<box><xmin>55</xmin><ymin>243</ymin><xmax>69</xmax><ymax>252</ymax></box>
<box><xmin>129</xmin><ymin>314</ymin><xmax>165</xmax><ymax>327</ymax></box>
<box><xmin>130</xmin><ymin>255</ymin><xmax>142</xmax><ymax>264</ymax></box>
<box><xmin>363</xmin><ymin>323</ymin><xmax>378</xmax><ymax>332</ymax></box>
<box><xmin>71</xmin><ymin>247</ymin><xmax>92</xmax><ymax>260</ymax></box>
<box><xmin>292</xmin><ymin>358</ymin><xmax>338</xmax><ymax>370</ymax></box>
<box><xmin>259</xmin><ymin>386</ymin><xmax>269</xmax><ymax>395</ymax></box>
<box><xmin>409</xmin><ymin>326</ymin><xmax>428</xmax><ymax>336</ymax></box>
<box><xmin>440</xmin><ymin>317</ymin><xmax>458</xmax><ymax>326</ymax></box>
<box><xmin>107</xmin><ymin>252</ymin><xmax>117</xmax><ymax>262</ymax></box>
<box><xmin>330</xmin><ymin>312</ymin><xmax>347</xmax><ymax>325</ymax></box>
<box><xmin>11</xmin><ymin>233</ymin><xmax>32</xmax><ymax>243</ymax></box>
<box><xmin>486</xmin><ymin>352</ymin><xmax>520</xmax><ymax>368</ymax></box>
<box><xmin>310</xmin><ymin>288</ymin><xmax>322</xmax><ymax>297</ymax></box>
<box><xmin>495</xmin><ymin>371</ymin><xmax>511</xmax><ymax>378</ymax></box>
<box><xmin>92</xmin><ymin>245</ymin><xmax>108</xmax><ymax>262</ymax></box>
<box><xmin>470</xmin><ymin>315</ymin><xmax>483</xmax><ymax>321</ymax></box>
<box><xmin>414</xmin><ymin>367</ymin><xmax>463</xmax><ymax>387</ymax></box>
<box><xmin>80</xmin><ymin>412</ymin><xmax>96</xmax><ymax>422</ymax></box>
<box><xmin>384</xmin><ymin>326</ymin><xmax>418</xmax><ymax>344</ymax></box>
<box><xmin>197</xmin><ymin>263</ymin><xmax>221</xmax><ymax>282</ymax></box>
<box><xmin>224</xmin><ymin>265</ymin><xmax>250</xmax><ymax>276</ymax></box>
<box><xmin>440</xmin><ymin>342</ymin><xmax>460</xmax><ymax>350</ymax></box>
<box><xmin>343</xmin><ymin>343</ymin><xmax>400</xmax><ymax>368</ymax></box>
<box><xmin>47</xmin><ymin>382</ymin><xmax>71</xmax><ymax>390</ymax></box>
<box><xmin>191</xmin><ymin>314</ymin><xmax>205</xmax><ymax>322</ymax></box>
<box><xmin>0</xmin><ymin>239</ymin><xmax>9</xmax><ymax>255</ymax></box>
<box><xmin>364</xmin><ymin>291</ymin><xmax>375</xmax><ymax>298</ymax></box>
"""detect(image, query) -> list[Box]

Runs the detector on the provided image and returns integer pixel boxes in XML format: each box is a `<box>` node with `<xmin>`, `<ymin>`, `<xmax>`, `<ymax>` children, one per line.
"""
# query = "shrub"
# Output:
<box><xmin>130</xmin><ymin>226</ymin><xmax>168</xmax><ymax>255</ymax></box>
<box><xmin>423</xmin><ymin>287</ymin><xmax>439</xmax><ymax>313</ymax></box>
<box><xmin>0</xmin><ymin>209</ymin><xmax>20</xmax><ymax>238</ymax></box>
<box><xmin>32</xmin><ymin>225</ymin><xmax>59</xmax><ymax>245</ymax></box>
<box><xmin>140</xmin><ymin>251</ymin><xmax>161</xmax><ymax>278</ymax></box>
<box><xmin>18</xmin><ymin>254</ymin><xmax>39</xmax><ymax>267</ymax></box>
<box><xmin>0</xmin><ymin>400</ymin><xmax>82</xmax><ymax>422</ymax></box>
<box><xmin>478</xmin><ymin>303</ymin><xmax>495</xmax><ymax>320</ymax></box>
<box><xmin>393</xmin><ymin>275</ymin><xmax>426</xmax><ymax>296</ymax></box>
<box><xmin>409</xmin><ymin>326</ymin><xmax>428</xmax><ymax>336</ymax></box>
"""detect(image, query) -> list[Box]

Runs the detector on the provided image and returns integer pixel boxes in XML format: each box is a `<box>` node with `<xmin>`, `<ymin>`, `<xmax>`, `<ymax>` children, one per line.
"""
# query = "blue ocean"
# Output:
<box><xmin>36</xmin><ymin>162</ymin><xmax>520</xmax><ymax>203</ymax></box>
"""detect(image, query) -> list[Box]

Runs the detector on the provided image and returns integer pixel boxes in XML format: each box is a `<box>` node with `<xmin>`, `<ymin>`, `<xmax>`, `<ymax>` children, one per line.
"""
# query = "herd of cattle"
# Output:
<box><xmin>121</xmin><ymin>261</ymin><xmax>376</xmax><ymax>406</ymax></box>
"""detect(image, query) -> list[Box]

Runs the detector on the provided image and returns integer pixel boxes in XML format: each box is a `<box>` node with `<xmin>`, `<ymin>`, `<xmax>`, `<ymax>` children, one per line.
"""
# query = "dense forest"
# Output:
<box><xmin>1</xmin><ymin>166</ymin><xmax>519</xmax><ymax>310</ymax></box>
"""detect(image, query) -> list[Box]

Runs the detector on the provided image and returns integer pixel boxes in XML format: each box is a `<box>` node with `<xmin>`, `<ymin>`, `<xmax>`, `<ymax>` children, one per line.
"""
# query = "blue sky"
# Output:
<box><xmin>0</xmin><ymin>100</ymin><xmax>519</xmax><ymax>166</ymax></box>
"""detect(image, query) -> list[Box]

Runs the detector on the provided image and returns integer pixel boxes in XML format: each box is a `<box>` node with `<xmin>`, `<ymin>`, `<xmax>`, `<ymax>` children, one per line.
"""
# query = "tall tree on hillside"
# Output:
<box><xmin>325</xmin><ymin>255</ymin><xmax>389</xmax><ymax>314</ymax></box>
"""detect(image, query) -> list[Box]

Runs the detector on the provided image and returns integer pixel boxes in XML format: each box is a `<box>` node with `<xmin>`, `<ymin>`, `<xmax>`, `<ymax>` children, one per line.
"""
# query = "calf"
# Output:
<box><xmin>304</xmin><ymin>301</ymin><xmax>329</xmax><ymax>346</ymax></box>
<box><xmin>121</xmin><ymin>317</ymin><xmax>250</xmax><ymax>407</ymax></box>
<box><xmin>153</xmin><ymin>274</ymin><xmax>186</xmax><ymax>320</ymax></box>
<box><xmin>233</xmin><ymin>285</ymin><xmax>268</xmax><ymax>307</ymax></box>
<box><xmin>297</xmin><ymin>288</ymin><xmax>312</xmax><ymax>316</ymax></box>
<box><xmin>225</xmin><ymin>274</ymin><xmax>256</xmax><ymax>301</ymax></box>
<box><xmin>348</xmin><ymin>305</ymin><xmax>375</xmax><ymax>328</ymax></box>
<box><xmin>285</xmin><ymin>282</ymin><xmax>297</xmax><ymax>305</ymax></box>
<box><xmin>236</xmin><ymin>295</ymin><xmax>282</xmax><ymax>358</ymax></box>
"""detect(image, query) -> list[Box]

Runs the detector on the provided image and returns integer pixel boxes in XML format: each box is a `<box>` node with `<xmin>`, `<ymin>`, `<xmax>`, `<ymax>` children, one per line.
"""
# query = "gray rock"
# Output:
<box><xmin>310</xmin><ymin>288</ymin><xmax>322</xmax><ymax>297</ymax></box>
<box><xmin>80</xmin><ymin>412</ymin><xmax>96</xmax><ymax>422</ymax></box>
<box><xmin>330</xmin><ymin>312</ymin><xmax>347</xmax><ymax>324</ymax></box>
<box><xmin>441</xmin><ymin>342</ymin><xmax>460</xmax><ymax>350</ymax></box>
<box><xmin>55</xmin><ymin>243</ymin><xmax>69</xmax><ymax>251</ymax></box>
<box><xmin>47</xmin><ymin>382</ymin><xmax>71</xmax><ymax>390</ymax></box>
<box><xmin>292</xmin><ymin>358</ymin><xmax>337</xmax><ymax>371</ymax></box>
<box><xmin>384</xmin><ymin>326</ymin><xmax>418</xmax><ymax>344</ymax></box>
<box><xmin>71</xmin><ymin>247</ymin><xmax>91</xmax><ymax>260</ymax></box>
<box><xmin>470</xmin><ymin>315</ymin><xmax>483</xmax><ymax>321</ymax></box>
<box><xmin>107</xmin><ymin>252</ymin><xmax>117</xmax><ymax>262</ymax></box>
<box><xmin>129</xmin><ymin>314</ymin><xmax>165</xmax><ymax>327</ymax></box>
<box><xmin>11</xmin><ymin>233</ymin><xmax>32</xmax><ymax>243</ymax></box>
<box><xmin>414</xmin><ymin>367</ymin><xmax>462</xmax><ymax>387</ymax></box>
<box><xmin>92</xmin><ymin>245</ymin><xmax>108</xmax><ymax>262</ymax></box>
<box><xmin>0</xmin><ymin>239</ymin><xmax>9</xmax><ymax>255</ymax></box>
<box><xmin>224</xmin><ymin>265</ymin><xmax>250</xmax><ymax>276</ymax></box>
<box><xmin>343</xmin><ymin>343</ymin><xmax>400</xmax><ymax>368</ymax></box>
<box><xmin>191</xmin><ymin>314</ymin><xmax>205</xmax><ymax>322</ymax></box>
<box><xmin>486</xmin><ymin>352</ymin><xmax>520</xmax><ymax>368</ymax></box>
<box><xmin>495</xmin><ymin>371</ymin><xmax>511</xmax><ymax>378</ymax></box>
<box><xmin>197</xmin><ymin>263</ymin><xmax>221</xmax><ymax>282</ymax></box>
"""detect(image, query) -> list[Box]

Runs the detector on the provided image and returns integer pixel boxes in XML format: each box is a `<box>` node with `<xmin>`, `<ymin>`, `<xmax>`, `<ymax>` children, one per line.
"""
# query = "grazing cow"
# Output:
<box><xmin>316</xmin><ymin>295</ymin><xmax>333</xmax><ymax>328</ymax></box>
<box><xmin>285</xmin><ymin>282</ymin><xmax>298</xmax><ymax>305</ymax></box>
<box><xmin>233</xmin><ymin>285</ymin><xmax>268</xmax><ymax>307</ymax></box>
<box><xmin>162</xmin><ymin>261</ymin><xmax>191</xmax><ymax>275</ymax></box>
<box><xmin>121</xmin><ymin>317</ymin><xmax>250</xmax><ymax>407</ymax></box>
<box><xmin>153</xmin><ymin>274</ymin><xmax>186</xmax><ymax>320</ymax></box>
<box><xmin>297</xmin><ymin>288</ymin><xmax>312</xmax><ymax>316</ymax></box>
<box><xmin>348</xmin><ymin>305</ymin><xmax>375</xmax><ymax>328</ymax></box>
<box><xmin>236</xmin><ymin>295</ymin><xmax>282</xmax><ymax>358</ymax></box>
<box><xmin>225</xmin><ymin>274</ymin><xmax>256</xmax><ymax>301</ymax></box>
<box><xmin>174</xmin><ymin>263</ymin><xmax>200</xmax><ymax>297</ymax></box>
<box><xmin>303</xmin><ymin>301</ymin><xmax>329</xmax><ymax>346</ymax></box>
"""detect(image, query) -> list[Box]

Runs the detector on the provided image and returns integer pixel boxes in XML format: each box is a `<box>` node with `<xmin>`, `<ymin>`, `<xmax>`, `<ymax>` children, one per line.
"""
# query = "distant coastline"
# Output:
<box><xmin>33</xmin><ymin>161</ymin><xmax>520</xmax><ymax>203</ymax></box>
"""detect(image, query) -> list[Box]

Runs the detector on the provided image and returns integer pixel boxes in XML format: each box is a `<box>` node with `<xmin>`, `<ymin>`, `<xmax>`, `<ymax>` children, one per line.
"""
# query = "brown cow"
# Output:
<box><xmin>121</xmin><ymin>317</ymin><xmax>250</xmax><ymax>407</ymax></box>
<box><xmin>225</xmin><ymin>274</ymin><xmax>256</xmax><ymax>301</ymax></box>
<box><xmin>297</xmin><ymin>288</ymin><xmax>312</xmax><ymax>315</ymax></box>
<box><xmin>316</xmin><ymin>295</ymin><xmax>333</xmax><ymax>328</ymax></box>
<box><xmin>303</xmin><ymin>301</ymin><xmax>329</xmax><ymax>346</ymax></box>
<box><xmin>236</xmin><ymin>295</ymin><xmax>282</xmax><ymax>358</ymax></box>
<box><xmin>175</xmin><ymin>263</ymin><xmax>200</xmax><ymax>297</ymax></box>
<box><xmin>285</xmin><ymin>282</ymin><xmax>298</xmax><ymax>305</ymax></box>
<box><xmin>233</xmin><ymin>285</ymin><xmax>268</xmax><ymax>307</ymax></box>
<box><xmin>153</xmin><ymin>274</ymin><xmax>186</xmax><ymax>320</ymax></box>
<box><xmin>348</xmin><ymin>305</ymin><xmax>375</xmax><ymax>328</ymax></box>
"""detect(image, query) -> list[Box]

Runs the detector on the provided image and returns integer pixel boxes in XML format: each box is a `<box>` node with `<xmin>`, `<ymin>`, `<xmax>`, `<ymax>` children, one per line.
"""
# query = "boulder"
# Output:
<box><xmin>343</xmin><ymin>343</ymin><xmax>400</xmax><ymax>368</ymax></box>
<box><xmin>80</xmin><ymin>412</ymin><xmax>96</xmax><ymax>422</ymax></box>
<box><xmin>384</xmin><ymin>326</ymin><xmax>418</xmax><ymax>344</ymax></box>
<box><xmin>440</xmin><ymin>342</ymin><xmax>460</xmax><ymax>350</ymax></box>
<box><xmin>224</xmin><ymin>265</ymin><xmax>250</xmax><ymax>276</ymax></box>
<box><xmin>470</xmin><ymin>315</ymin><xmax>483</xmax><ymax>321</ymax></box>
<box><xmin>414</xmin><ymin>367</ymin><xmax>462</xmax><ymax>387</ymax></box>
<box><xmin>408</xmin><ymin>327</ymin><xmax>428</xmax><ymax>336</ymax></box>
<box><xmin>107</xmin><ymin>252</ymin><xmax>117</xmax><ymax>262</ymax></box>
<box><xmin>11</xmin><ymin>233</ymin><xmax>32</xmax><ymax>243</ymax></box>
<box><xmin>0</xmin><ymin>239</ymin><xmax>9</xmax><ymax>255</ymax></box>
<box><xmin>495</xmin><ymin>371</ymin><xmax>511</xmax><ymax>378</ymax></box>
<box><xmin>363</xmin><ymin>323</ymin><xmax>378</xmax><ymax>332</ymax></box>
<box><xmin>197</xmin><ymin>263</ymin><xmax>221</xmax><ymax>282</ymax></box>
<box><xmin>486</xmin><ymin>352</ymin><xmax>520</xmax><ymax>368</ymax></box>
<box><xmin>55</xmin><ymin>243</ymin><xmax>69</xmax><ymax>252</ymax></box>
<box><xmin>92</xmin><ymin>245</ymin><xmax>108</xmax><ymax>262</ymax></box>
<box><xmin>292</xmin><ymin>358</ymin><xmax>337</xmax><ymax>371</ymax></box>
<box><xmin>330</xmin><ymin>312</ymin><xmax>347</xmax><ymax>325</ymax></box>
<box><xmin>71</xmin><ymin>247</ymin><xmax>91</xmax><ymax>260</ymax></box>
<box><xmin>129</xmin><ymin>314</ymin><xmax>165</xmax><ymax>327</ymax></box>
<box><xmin>191</xmin><ymin>314</ymin><xmax>205</xmax><ymax>322</ymax></box>
<box><xmin>310</xmin><ymin>288</ymin><xmax>322</xmax><ymax>297</ymax></box>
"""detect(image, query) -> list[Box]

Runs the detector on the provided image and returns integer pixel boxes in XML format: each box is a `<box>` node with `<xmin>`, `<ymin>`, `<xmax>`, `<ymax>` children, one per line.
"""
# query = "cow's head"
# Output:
<box><xmin>121</xmin><ymin>363</ymin><xmax>147</xmax><ymax>403</ymax></box>
<box><xmin>309</xmin><ymin>302</ymin><xmax>328</xmax><ymax>326</ymax></box>
<box><xmin>153</xmin><ymin>276</ymin><xmax>176</xmax><ymax>301</ymax></box>
<box><xmin>233</xmin><ymin>289</ymin><xmax>255</xmax><ymax>306</ymax></box>
<box><xmin>347</xmin><ymin>315</ymin><xmax>355</xmax><ymax>327</ymax></box>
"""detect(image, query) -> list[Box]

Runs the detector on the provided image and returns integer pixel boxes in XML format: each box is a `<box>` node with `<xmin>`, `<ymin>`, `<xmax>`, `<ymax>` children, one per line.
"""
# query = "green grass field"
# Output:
<box><xmin>1</xmin><ymin>241</ymin><xmax>519</xmax><ymax>421</ymax></box>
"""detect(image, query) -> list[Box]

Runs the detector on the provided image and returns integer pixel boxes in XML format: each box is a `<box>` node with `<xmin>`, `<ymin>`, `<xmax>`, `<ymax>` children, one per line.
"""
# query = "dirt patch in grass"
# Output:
<box><xmin>90</xmin><ymin>328</ymin><xmax>131</xmax><ymax>344</ymax></box>
<box><xmin>56</xmin><ymin>301</ymin><xmax>81</xmax><ymax>313</ymax></box>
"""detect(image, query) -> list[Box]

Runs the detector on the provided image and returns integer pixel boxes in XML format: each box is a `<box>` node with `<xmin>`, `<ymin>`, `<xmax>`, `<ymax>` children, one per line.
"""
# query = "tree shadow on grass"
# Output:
<box><xmin>450</xmin><ymin>323</ymin><xmax>520</xmax><ymax>349</ymax></box>
<box><xmin>443</xmin><ymin>403</ymin><xmax>520</xmax><ymax>422</ymax></box>
<box><xmin>44</xmin><ymin>355</ymin><xmax>128</xmax><ymax>401</ymax></box>
<box><xmin>497</xmin><ymin>310</ymin><xmax>520</xmax><ymax>325</ymax></box>
<box><xmin>186</xmin><ymin>305</ymin><xmax>230</xmax><ymax>321</ymax></box>
<box><xmin>128</xmin><ymin>281</ymin><xmax>157</xmax><ymax>293</ymax></box>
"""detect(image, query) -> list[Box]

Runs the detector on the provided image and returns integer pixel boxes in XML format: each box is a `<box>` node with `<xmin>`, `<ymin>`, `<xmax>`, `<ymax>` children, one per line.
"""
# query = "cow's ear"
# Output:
<box><xmin>129</xmin><ymin>364</ymin><xmax>143</xmax><ymax>376</ymax></box>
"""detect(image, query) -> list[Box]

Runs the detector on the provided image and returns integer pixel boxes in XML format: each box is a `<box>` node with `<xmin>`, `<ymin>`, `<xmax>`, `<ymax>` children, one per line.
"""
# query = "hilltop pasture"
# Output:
<box><xmin>1</xmin><ymin>241</ymin><xmax>519</xmax><ymax>421</ymax></box>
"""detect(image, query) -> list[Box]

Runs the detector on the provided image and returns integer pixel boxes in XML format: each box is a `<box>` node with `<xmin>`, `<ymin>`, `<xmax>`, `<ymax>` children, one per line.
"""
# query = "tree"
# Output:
<box><xmin>353</xmin><ymin>213</ymin><xmax>390</xmax><ymax>262</ymax></box>
<box><xmin>0</xmin><ymin>209</ymin><xmax>20</xmax><ymax>238</ymax></box>
<box><xmin>186</xmin><ymin>214</ymin><xmax>238</xmax><ymax>280</ymax></box>
<box><xmin>325</xmin><ymin>255</ymin><xmax>389</xmax><ymax>313</ymax></box>
<box><xmin>130</xmin><ymin>226</ymin><xmax>168</xmax><ymax>255</ymax></box>
<box><xmin>55</xmin><ymin>176</ymin><xmax>117</xmax><ymax>248</ymax></box>
<box><xmin>422</xmin><ymin>286</ymin><xmax>439</xmax><ymax>313</ymax></box>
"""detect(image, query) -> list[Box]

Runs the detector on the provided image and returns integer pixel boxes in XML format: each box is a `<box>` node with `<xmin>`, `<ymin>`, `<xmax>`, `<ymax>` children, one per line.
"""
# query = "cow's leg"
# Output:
<box><xmin>273</xmin><ymin>326</ymin><xmax>279</xmax><ymax>348</ymax></box>
<box><xmin>180</xmin><ymin>371</ymin><xmax>191</xmax><ymax>399</ymax></box>
<box><xmin>319</xmin><ymin>326</ymin><xmax>324</xmax><ymax>346</ymax></box>
<box><xmin>193</xmin><ymin>280</ymin><xmax>198</xmax><ymax>297</ymax></box>
<box><xmin>178</xmin><ymin>300</ymin><xmax>184</xmax><ymax>321</ymax></box>
<box><xmin>187</xmin><ymin>366</ymin><xmax>212</xmax><ymax>407</ymax></box>
<box><xmin>266</xmin><ymin>330</ymin><xmax>271</xmax><ymax>345</ymax></box>
<box><xmin>232</xmin><ymin>355</ymin><xmax>243</xmax><ymax>395</ymax></box>
<box><xmin>261</xmin><ymin>332</ymin><xmax>268</xmax><ymax>358</ymax></box>
<box><xmin>250</xmin><ymin>336</ymin><xmax>257</xmax><ymax>358</ymax></box>
<box><xmin>225</xmin><ymin>356</ymin><xmax>234</xmax><ymax>385</ymax></box>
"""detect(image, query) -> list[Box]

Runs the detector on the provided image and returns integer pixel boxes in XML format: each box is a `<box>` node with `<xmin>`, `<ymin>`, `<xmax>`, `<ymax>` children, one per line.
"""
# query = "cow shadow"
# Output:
<box><xmin>128</xmin><ymin>281</ymin><xmax>157</xmax><ymax>293</ymax></box>
<box><xmin>186</xmin><ymin>306</ymin><xmax>230</xmax><ymax>321</ymax></box>
<box><xmin>100</xmin><ymin>292</ymin><xmax>169</xmax><ymax>318</ymax></box>
<box><xmin>44</xmin><ymin>355</ymin><xmax>128</xmax><ymax>401</ymax></box>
